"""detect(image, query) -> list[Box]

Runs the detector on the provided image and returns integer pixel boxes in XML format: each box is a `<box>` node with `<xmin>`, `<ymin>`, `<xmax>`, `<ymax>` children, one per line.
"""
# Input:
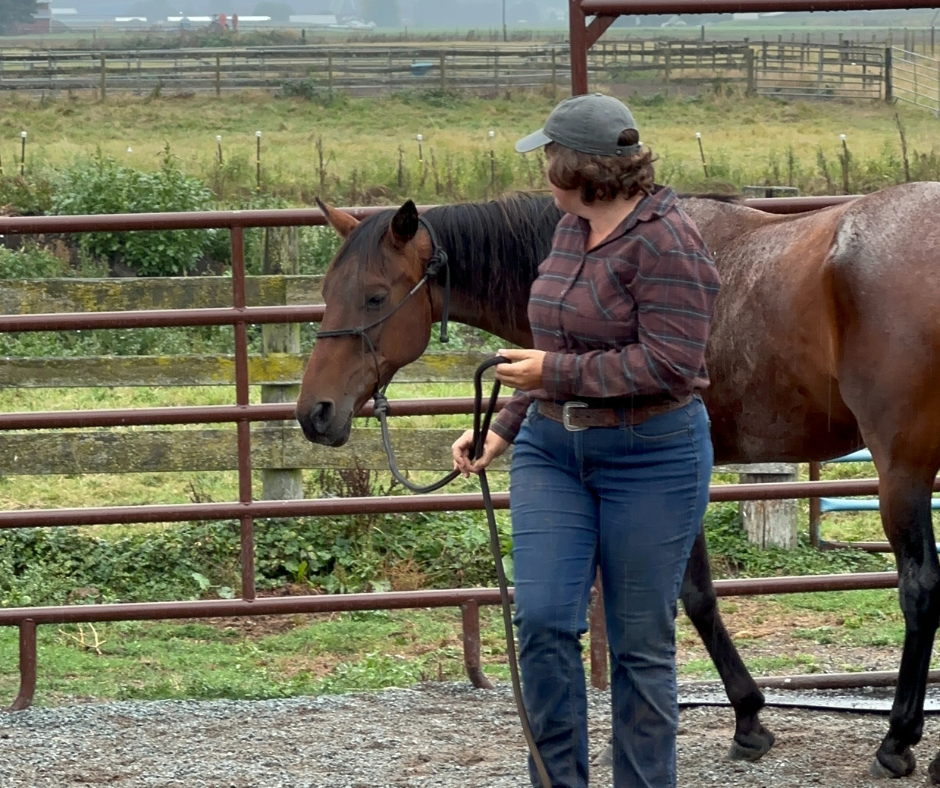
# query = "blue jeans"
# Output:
<box><xmin>510</xmin><ymin>397</ymin><xmax>712</xmax><ymax>788</ymax></box>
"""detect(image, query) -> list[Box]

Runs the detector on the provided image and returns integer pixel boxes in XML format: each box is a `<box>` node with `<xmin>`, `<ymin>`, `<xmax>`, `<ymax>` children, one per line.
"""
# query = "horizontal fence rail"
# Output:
<box><xmin>891</xmin><ymin>46</ymin><xmax>940</xmax><ymax>114</ymax></box>
<box><xmin>0</xmin><ymin>193</ymin><xmax>900</xmax><ymax>711</ymax></box>
<box><xmin>0</xmin><ymin>44</ymin><xmax>570</xmax><ymax>96</ymax></box>
<box><xmin>0</xmin><ymin>41</ymin><xmax>890</xmax><ymax>100</ymax></box>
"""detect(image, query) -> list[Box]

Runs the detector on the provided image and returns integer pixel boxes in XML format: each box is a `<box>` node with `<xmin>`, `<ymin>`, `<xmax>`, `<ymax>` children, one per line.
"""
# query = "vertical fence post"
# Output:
<box><xmin>261</xmin><ymin>227</ymin><xmax>304</xmax><ymax>503</ymax></box>
<box><xmin>817</xmin><ymin>45</ymin><xmax>824</xmax><ymax>94</ymax></box>
<box><xmin>551</xmin><ymin>46</ymin><xmax>557</xmax><ymax>100</ymax></box>
<box><xmin>745</xmin><ymin>47</ymin><xmax>755</xmax><ymax>96</ymax></box>
<box><xmin>461</xmin><ymin>601</ymin><xmax>494</xmax><ymax>689</ymax></box>
<box><xmin>9</xmin><ymin>620</ymin><xmax>37</xmax><ymax>711</ymax></box>
<box><xmin>589</xmin><ymin>571</ymin><xmax>608</xmax><ymax>690</ymax></box>
<box><xmin>494</xmin><ymin>52</ymin><xmax>500</xmax><ymax>95</ymax></box>
<box><xmin>809</xmin><ymin>462</ymin><xmax>822</xmax><ymax>548</ymax></box>
<box><xmin>215</xmin><ymin>54</ymin><xmax>221</xmax><ymax>96</ymax></box>
<box><xmin>440</xmin><ymin>49</ymin><xmax>446</xmax><ymax>92</ymax></box>
<box><xmin>327</xmin><ymin>51</ymin><xmax>333</xmax><ymax>100</ymax></box>
<box><xmin>230</xmin><ymin>225</ymin><xmax>257</xmax><ymax>603</ymax></box>
<box><xmin>740</xmin><ymin>464</ymin><xmax>799</xmax><ymax>549</ymax></box>
<box><xmin>99</xmin><ymin>53</ymin><xmax>106</xmax><ymax>100</ymax></box>
<box><xmin>663</xmin><ymin>42</ymin><xmax>671</xmax><ymax>88</ymax></box>
<box><xmin>256</xmin><ymin>131</ymin><xmax>262</xmax><ymax>191</ymax></box>
<box><xmin>885</xmin><ymin>46</ymin><xmax>893</xmax><ymax>103</ymax></box>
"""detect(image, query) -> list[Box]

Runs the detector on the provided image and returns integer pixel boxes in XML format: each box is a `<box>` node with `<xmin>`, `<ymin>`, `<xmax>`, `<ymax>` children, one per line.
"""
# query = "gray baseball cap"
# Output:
<box><xmin>516</xmin><ymin>93</ymin><xmax>641</xmax><ymax>157</ymax></box>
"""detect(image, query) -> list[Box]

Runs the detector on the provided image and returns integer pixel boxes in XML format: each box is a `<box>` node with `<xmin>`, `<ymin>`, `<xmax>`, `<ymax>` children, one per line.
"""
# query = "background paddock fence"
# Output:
<box><xmin>0</xmin><ymin>41</ymin><xmax>891</xmax><ymax>101</ymax></box>
<box><xmin>889</xmin><ymin>46</ymin><xmax>940</xmax><ymax>114</ymax></box>
<box><xmin>0</xmin><ymin>195</ymin><xmax>906</xmax><ymax>710</ymax></box>
<box><xmin>753</xmin><ymin>42</ymin><xmax>886</xmax><ymax>100</ymax></box>
<box><xmin>0</xmin><ymin>45</ymin><xmax>571</xmax><ymax>97</ymax></box>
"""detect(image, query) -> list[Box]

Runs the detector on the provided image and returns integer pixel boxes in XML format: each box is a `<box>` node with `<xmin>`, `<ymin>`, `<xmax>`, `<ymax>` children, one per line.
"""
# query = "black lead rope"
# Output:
<box><xmin>378</xmin><ymin>356</ymin><xmax>552</xmax><ymax>788</ymax></box>
<box><xmin>316</xmin><ymin>214</ymin><xmax>549</xmax><ymax>786</ymax></box>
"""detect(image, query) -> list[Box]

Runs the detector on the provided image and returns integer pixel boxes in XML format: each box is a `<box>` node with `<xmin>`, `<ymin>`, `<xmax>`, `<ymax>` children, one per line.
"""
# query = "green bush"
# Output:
<box><xmin>702</xmin><ymin>503</ymin><xmax>890</xmax><ymax>578</ymax></box>
<box><xmin>51</xmin><ymin>145</ymin><xmax>218</xmax><ymax>276</ymax></box>
<box><xmin>279</xmin><ymin>78</ymin><xmax>347</xmax><ymax>106</ymax></box>
<box><xmin>0</xmin><ymin>500</ymin><xmax>893</xmax><ymax>609</ymax></box>
<box><xmin>0</xmin><ymin>243</ymin><xmax>68</xmax><ymax>279</ymax></box>
<box><xmin>0</xmin><ymin>171</ymin><xmax>57</xmax><ymax>216</ymax></box>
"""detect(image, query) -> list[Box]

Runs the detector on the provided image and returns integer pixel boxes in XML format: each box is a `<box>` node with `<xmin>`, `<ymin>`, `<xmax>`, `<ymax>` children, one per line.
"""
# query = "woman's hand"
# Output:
<box><xmin>452</xmin><ymin>429</ymin><xmax>509</xmax><ymax>477</ymax></box>
<box><xmin>495</xmin><ymin>348</ymin><xmax>546</xmax><ymax>391</ymax></box>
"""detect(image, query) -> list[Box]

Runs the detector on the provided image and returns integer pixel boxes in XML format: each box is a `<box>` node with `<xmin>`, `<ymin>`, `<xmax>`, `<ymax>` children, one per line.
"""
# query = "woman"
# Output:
<box><xmin>452</xmin><ymin>93</ymin><xmax>720</xmax><ymax>788</ymax></box>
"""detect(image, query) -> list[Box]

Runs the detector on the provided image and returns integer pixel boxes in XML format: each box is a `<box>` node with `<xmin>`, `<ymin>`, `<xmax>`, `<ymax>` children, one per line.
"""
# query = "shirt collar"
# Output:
<box><xmin>573</xmin><ymin>185</ymin><xmax>677</xmax><ymax>246</ymax></box>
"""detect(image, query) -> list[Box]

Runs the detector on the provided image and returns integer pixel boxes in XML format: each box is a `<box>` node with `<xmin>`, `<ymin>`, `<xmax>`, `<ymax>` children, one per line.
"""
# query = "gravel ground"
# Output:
<box><xmin>4</xmin><ymin>682</ymin><xmax>939</xmax><ymax>788</ymax></box>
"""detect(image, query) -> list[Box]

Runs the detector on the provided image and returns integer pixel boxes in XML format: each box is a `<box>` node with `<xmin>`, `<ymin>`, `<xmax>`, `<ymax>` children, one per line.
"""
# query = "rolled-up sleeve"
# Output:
<box><xmin>491</xmin><ymin>389</ymin><xmax>532</xmax><ymax>443</ymax></box>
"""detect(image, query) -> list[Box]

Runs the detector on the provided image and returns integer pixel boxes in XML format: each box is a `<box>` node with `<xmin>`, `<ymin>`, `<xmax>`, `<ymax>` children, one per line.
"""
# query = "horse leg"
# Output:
<box><xmin>681</xmin><ymin>526</ymin><xmax>775</xmax><ymax>760</ymax></box>
<box><xmin>592</xmin><ymin>526</ymin><xmax>773</xmax><ymax>768</ymax></box>
<box><xmin>869</xmin><ymin>465</ymin><xmax>940</xmax><ymax>780</ymax></box>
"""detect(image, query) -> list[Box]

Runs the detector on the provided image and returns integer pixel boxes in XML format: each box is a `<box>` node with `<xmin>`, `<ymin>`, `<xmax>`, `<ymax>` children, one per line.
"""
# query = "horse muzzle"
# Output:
<box><xmin>295</xmin><ymin>398</ymin><xmax>353</xmax><ymax>447</ymax></box>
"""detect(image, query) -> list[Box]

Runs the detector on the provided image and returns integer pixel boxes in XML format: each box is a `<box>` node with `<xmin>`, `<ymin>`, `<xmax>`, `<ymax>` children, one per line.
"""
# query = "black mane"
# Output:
<box><xmin>329</xmin><ymin>190</ymin><xmax>733</xmax><ymax>334</ymax></box>
<box><xmin>423</xmin><ymin>194</ymin><xmax>561</xmax><ymax>331</ymax></box>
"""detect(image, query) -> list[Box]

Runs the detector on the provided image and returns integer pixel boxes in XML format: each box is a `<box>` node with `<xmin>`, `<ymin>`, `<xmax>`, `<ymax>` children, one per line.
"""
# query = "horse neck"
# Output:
<box><xmin>424</xmin><ymin>198</ymin><xmax>558</xmax><ymax>347</ymax></box>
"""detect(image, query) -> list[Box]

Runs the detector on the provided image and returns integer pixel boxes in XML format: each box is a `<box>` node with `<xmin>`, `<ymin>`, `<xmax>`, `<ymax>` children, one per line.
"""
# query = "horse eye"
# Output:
<box><xmin>366</xmin><ymin>293</ymin><xmax>388</xmax><ymax>310</ymax></box>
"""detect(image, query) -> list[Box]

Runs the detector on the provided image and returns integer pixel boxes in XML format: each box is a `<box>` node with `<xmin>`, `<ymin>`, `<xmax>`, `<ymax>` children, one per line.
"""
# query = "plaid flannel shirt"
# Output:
<box><xmin>491</xmin><ymin>186</ymin><xmax>720</xmax><ymax>443</ymax></box>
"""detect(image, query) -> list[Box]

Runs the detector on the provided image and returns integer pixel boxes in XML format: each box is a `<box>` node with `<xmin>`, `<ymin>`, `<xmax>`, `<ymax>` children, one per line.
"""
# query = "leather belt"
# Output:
<box><xmin>537</xmin><ymin>394</ymin><xmax>694</xmax><ymax>432</ymax></box>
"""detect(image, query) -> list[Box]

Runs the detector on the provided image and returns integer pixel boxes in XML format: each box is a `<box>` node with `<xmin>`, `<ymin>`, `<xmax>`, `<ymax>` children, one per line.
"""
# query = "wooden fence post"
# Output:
<box><xmin>440</xmin><ymin>50</ymin><xmax>446</xmax><ymax>92</ymax></box>
<box><xmin>261</xmin><ymin>228</ymin><xmax>304</xmax><ymax>502</ymax></box>
<box><xmin>745</xmin><ymin>47</ymin><xmax>755</xmax><ymax>96</ymax></box>
<box><xmin>551</xmin><ymin>46</ymin><xmax>557</xmax><ymax>100</ymax></box>
<box><xmin>215</xmin><ymin>54</ymin><xmax>221</xmax><ymax>96</ymax></box>
<box><xmin>738</xmin><ymin>464</ymin><xmax>799</xmax><ymax>549</ymax></box>
<box><xmin>817</xmin><ymin>45</ymin><xmax>824</xmax><ymax>94</ymax></box>
<box><xmin>327</xmin><ymin>51</ymin><xmax>333</xmax><ymax>100</ymax></box>
<box><xmin>99</xmin><ymin>54</ymin><xmax>106</xmax><ymax>100</ymax></box>
<box><xmin>885</xmin><ymin>46</ymin><xmax>893</xmax><ymax>102</ymax></box>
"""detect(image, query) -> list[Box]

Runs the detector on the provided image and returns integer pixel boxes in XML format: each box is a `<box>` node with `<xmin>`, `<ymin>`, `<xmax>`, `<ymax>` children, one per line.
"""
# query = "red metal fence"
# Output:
<box><xmin>567</xmin><ymin>0</ymin><xmax>940</xmax><ymax>94</ymax></box>
<box><xmin>0</xmin><ymin>195</ymin><xmax>907</xmax><ymax>711</ymax></box>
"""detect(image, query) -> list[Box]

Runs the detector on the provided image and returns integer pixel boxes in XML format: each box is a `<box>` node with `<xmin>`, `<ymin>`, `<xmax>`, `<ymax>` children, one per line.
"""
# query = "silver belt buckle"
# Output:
<box><xmin>562</xmin><ymin>401</ymin><xmax>588</xmax><ymax>432</ymax></box>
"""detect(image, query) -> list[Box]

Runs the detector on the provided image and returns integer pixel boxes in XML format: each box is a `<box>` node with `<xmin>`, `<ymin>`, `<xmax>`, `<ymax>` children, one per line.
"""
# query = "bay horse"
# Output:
<box><xmin>296</xmin><ymin>183</ymin><xmax>940</xmax><ymax>781</ymax></box>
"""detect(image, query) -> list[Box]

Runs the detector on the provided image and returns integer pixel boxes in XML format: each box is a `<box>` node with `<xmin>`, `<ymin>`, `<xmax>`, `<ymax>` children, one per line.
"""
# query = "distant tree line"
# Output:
<box><xmin>0</xmin><ymin>0</ymin><xmax>38</xmax><ymax>34</ymax></box>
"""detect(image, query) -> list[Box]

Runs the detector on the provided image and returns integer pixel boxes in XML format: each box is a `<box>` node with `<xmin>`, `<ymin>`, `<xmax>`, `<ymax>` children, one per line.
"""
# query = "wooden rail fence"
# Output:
<box><xmin>0</xmin><ymin>273</ymin><xmax>504</xmax><ymax>477</ymax></box>
<box><xmin>0</xmin><ymin>270</ymin><xmax>801</xmax><ymax>547</ymax></box>
<box><xmin>0</xmin><ymin>40</ymin><xmax>890</xmax><ymax>101</ymax></box>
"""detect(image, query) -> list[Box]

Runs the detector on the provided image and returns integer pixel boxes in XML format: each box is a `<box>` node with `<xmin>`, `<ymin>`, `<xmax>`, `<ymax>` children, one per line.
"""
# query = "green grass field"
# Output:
<box><xmin>0</xmin><ymin>84</ymin><xmax>928</xmax><ymax>707</ymax></box>
<box><xmin>1</xmin><ymin>86</ymin><xmax>939</xmax><ymax>206</ymax></box>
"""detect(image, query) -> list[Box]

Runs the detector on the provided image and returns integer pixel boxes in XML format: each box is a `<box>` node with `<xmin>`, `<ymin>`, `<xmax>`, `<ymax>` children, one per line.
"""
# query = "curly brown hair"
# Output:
<box><xmin>546</xmin><ymin>129</ymin><xmax>656</xmax><ymax>205</ymax></box>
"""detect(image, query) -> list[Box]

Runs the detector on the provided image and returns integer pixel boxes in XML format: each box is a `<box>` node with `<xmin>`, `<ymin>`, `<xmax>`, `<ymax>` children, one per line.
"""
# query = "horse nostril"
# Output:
<box><xmin>311</xmin><ymin>400</ymin><xmax>335</xmax><ymax>432</ymax></box>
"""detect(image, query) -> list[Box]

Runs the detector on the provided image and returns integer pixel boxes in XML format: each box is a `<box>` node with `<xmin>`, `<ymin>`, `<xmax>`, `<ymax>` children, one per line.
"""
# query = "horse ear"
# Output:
<box><xmin>316</xmin><ymin>197</ymin><xmax>359</xmax><ymax>239</ymax></box>
<box><xmin>389</xmin><ymin>200</ymin><xmax>420</xmax><ymax>248</ymax></box>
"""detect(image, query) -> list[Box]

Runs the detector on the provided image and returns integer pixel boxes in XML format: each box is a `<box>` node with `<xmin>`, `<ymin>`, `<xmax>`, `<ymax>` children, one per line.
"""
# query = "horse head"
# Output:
<box><xmin>295</xmin><ymin>199</ymin><xmax>441</xmax><ymax>446</ymax></box>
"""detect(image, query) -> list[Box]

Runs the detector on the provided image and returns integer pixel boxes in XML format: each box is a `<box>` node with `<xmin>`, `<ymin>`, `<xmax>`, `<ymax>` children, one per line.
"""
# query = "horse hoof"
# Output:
<box><xmin>592</xmin><ymin>743</ymin><xmax>613</xmax><ymax>768</ymax></box>
<box><xmin>870</xmin><ymin>749</ymin><xmax>916</xmax><ymax>779</ymax></box>
<box><xmin>728</xmin><ymin>727</ymin><xmax>776</xmax><ymax>762</ymax></box>
<box><xmin>927</xmin><ymin>753</ymin><xmax>940</xmax><ymax>784</ymax></box>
